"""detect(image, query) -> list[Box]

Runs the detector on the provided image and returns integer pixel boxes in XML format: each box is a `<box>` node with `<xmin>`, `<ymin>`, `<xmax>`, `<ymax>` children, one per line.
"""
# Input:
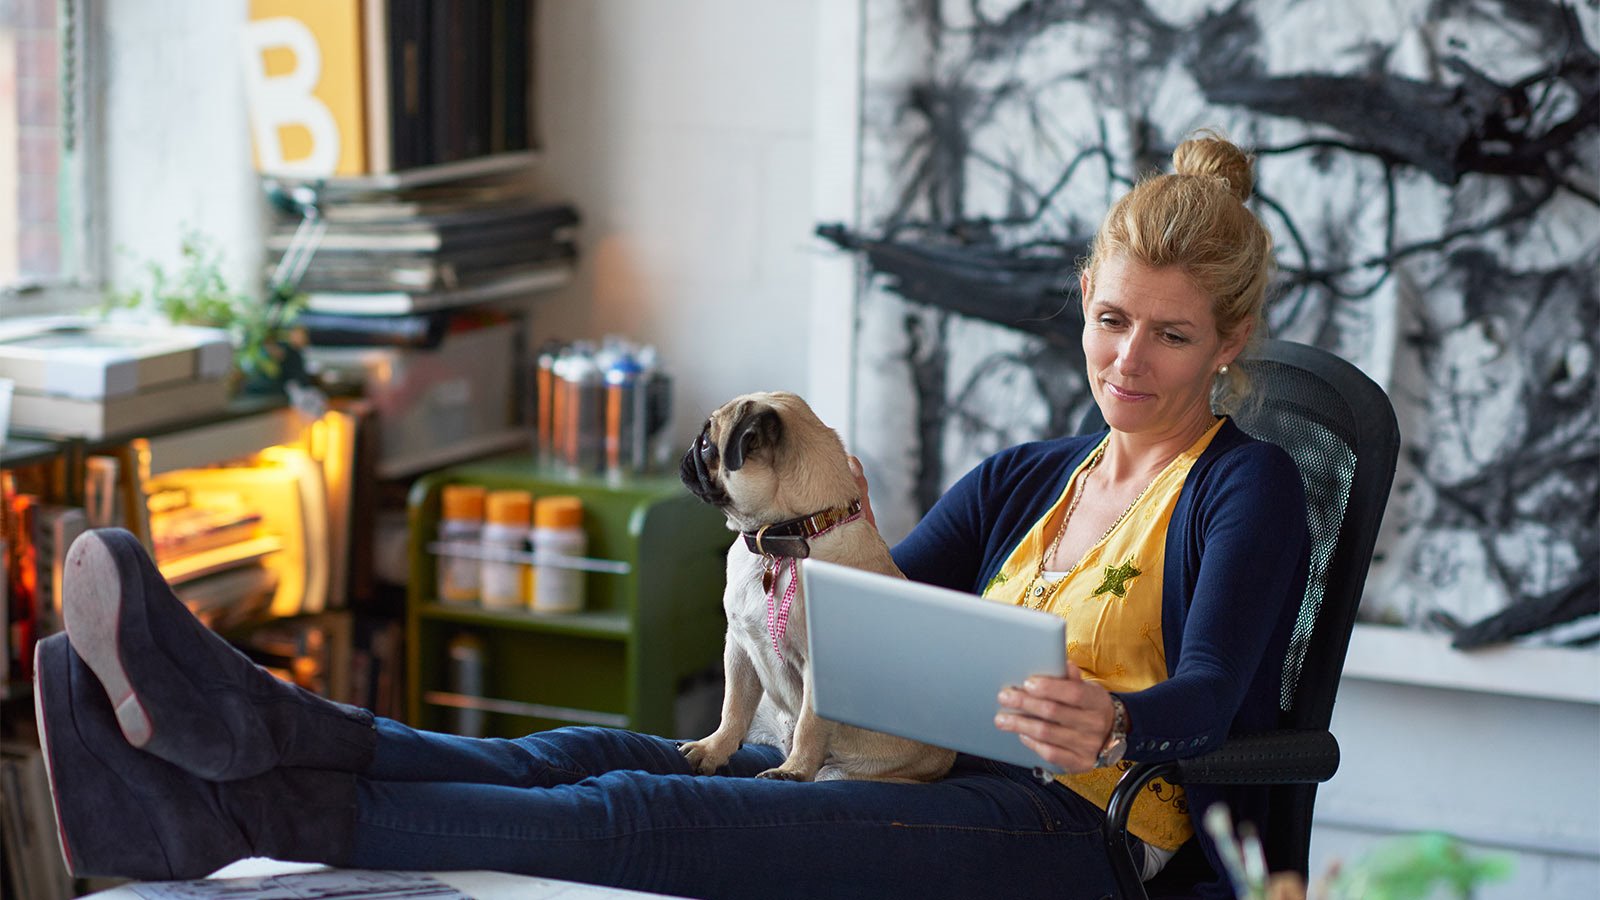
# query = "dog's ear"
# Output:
<box><xmin>723</xmin><ymin>406</ymin><xmax>783</xmax><ymax>472</ymax></box>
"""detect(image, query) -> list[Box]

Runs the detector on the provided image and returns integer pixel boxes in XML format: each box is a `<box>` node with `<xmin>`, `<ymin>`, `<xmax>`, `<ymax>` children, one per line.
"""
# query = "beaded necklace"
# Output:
<box><xmin>1021</xmin><ymin>443</ymin><xmax>1163</xmax><ymax>610</ymax></box>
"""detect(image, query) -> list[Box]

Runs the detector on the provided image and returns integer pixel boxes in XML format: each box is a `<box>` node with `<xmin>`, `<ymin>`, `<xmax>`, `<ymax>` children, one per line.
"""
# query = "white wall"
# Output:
<box><xmin>100</xmin><ymin>0</ymin><xmax>845</xmax><ymax>451</ymax></box>
<box><xmin>528</xmin><ymin>0</ymin><xmax>843</xmax><ymax>444</ymax></box>
<box><xmin>1308</xmin><ymin>626</ymin><xmax>1600</xmax><ymax>898</ymax></box>
<box><xmin>101</xmin><ymin>0</ymin><xmax>264</xmax><ymax>298</ymax></box>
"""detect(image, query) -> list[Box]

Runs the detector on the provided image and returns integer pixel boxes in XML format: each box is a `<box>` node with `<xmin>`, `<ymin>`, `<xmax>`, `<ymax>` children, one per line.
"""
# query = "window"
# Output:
<box><xmin>0</xmin><ymin>0</ymin><xmax>99</xmax><ymax>316</ymax></box>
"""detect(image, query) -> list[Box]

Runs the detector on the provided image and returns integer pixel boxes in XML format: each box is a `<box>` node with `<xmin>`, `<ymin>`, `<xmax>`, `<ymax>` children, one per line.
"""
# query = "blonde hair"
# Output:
<box><xmin>1080</xmin><ymin>130</ymin><xmax>1274</xmax><ymax>412</ymax></box>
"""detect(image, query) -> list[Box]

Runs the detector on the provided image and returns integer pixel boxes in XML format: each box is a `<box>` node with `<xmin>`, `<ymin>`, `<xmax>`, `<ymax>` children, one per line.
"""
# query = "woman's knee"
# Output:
<box><xmin>513</xmin><ymin>727</ymin><xmax>689</xmax><ymax>779</ymax></box>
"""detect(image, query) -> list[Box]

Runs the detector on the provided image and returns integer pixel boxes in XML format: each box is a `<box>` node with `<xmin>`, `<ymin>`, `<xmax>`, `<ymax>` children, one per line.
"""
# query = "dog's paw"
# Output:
<box><xmin>678</xmin><ymin>739</ymin><xmax>731</xmax><ymax>776</ymax></box>
<box><xmin>755</xmin><ymin>766</ymin><xmax>813</xmax><ymax>782</ymax></box>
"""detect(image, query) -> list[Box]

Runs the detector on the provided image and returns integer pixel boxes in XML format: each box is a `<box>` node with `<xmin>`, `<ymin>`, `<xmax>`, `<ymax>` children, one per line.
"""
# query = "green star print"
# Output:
<box><xmin>1093</xmin><ymin>558</ymin><xmax>1141</xmax><ymax>597</ymax></box>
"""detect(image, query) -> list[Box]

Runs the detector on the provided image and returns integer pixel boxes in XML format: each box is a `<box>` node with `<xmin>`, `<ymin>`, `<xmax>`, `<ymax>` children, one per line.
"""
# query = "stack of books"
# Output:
<box><xmin>0</xmin><ymin>318</ymin><xmax>234</xmax><ymax>440</ymax></box>
<box><xmin>242</xmin><ymin>1</ymin><xmax>575</xmax><ymax>348</ymax></box>
<box><xmin>147</xmin><ymin>484</ymin><xmax>283</xmax><ymax>632</ymax></box>
<box><xmin>269</xmin><ymin>163</ymin><xmax>579</xmax><ymax>348</ymax></box>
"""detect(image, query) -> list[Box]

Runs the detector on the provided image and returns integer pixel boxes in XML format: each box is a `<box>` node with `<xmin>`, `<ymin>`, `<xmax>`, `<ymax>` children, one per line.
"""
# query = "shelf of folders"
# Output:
<box><xmin>405</xmin><ymin>461</ymin><xmax>731</xmax><ymax>738</ymax></box>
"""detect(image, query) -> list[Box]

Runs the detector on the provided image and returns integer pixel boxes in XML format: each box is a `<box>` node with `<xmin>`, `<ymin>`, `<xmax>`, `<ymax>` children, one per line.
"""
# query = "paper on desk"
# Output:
<box><xmin>128</xmin><ymin>869</ymin><xmax>467</xmax><ymax>900</ymax></box>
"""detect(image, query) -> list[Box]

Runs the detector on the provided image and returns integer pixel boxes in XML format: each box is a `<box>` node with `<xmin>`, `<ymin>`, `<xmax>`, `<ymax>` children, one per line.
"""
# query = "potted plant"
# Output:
<box><xmin>105</xmin><ymin>231</ymin><xmax>306</xmax><ymax>394</ymax></box>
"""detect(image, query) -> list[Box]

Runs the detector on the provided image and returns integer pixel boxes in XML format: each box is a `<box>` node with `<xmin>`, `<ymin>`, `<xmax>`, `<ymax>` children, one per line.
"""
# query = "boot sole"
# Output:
<box><xmin>32</xmin><ymin>647</ymin><xmax>80</xmax><ymax>877</ymax></box>
<box><xmin>62</xmin><ymin>529</ymin><xmax>249</xmax><ymax>781</ymax></box>
<box><xmin>62</xmin><ymin>531</ymin><xmax>156</xmax><ymax>750</ymax></box>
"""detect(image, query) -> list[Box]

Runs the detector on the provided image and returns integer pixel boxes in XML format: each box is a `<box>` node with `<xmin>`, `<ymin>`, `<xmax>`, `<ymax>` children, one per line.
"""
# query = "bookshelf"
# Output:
<box><xmin>2</xmin><ymin>394</ymin><xmax>375</xmax><ymax>701</ymax></box>
<box><xmin>405</xmin><ymin>459</ymin><xmax>731</xmax><ymax>739</ymax></box>
<box><xmin>0</xmin><ymin>396</ymin><xmax>366</xmax><ymax>897</ymax></box>
<box><xmin>240</xmin><ymin>2</ymin><xmax>575</xmax><ymax>508</ymax></box>
<box><xmin>0</xmin><ymin>436</ymin><xmax>61</xmax><ymax>470</ymax></box>
<box><xmin>247</xmin><ymin>0</ymin><xmax>571</xmax><ymax>320</ymax></box>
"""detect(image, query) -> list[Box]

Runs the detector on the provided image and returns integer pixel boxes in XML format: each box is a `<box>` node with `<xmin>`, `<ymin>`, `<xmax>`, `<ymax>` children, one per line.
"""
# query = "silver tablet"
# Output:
<box><xmin>802</xmin><ymin>559</ymin><xmax>1069</xmax><ymax>773</ymax></box>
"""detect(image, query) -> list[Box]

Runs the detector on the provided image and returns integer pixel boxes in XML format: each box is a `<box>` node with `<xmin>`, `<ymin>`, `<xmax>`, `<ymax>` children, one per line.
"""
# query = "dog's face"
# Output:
<box><xmin>680</xmin><ymin>391</ymin><xmax>856</xmax><ymax>528</ymax></box>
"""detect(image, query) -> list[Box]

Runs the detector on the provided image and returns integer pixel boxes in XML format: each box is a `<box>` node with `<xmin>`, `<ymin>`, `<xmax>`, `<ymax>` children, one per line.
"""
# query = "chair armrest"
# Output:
<box><xmin>1174</xmin><ymin>730</ymin><xmax>1340</xmax><ymax>785</ymax></box>
<box><xmin>1101</xmin><ymin>731</ymin><xmax>1339</xmax><ymax>900</ymax></box>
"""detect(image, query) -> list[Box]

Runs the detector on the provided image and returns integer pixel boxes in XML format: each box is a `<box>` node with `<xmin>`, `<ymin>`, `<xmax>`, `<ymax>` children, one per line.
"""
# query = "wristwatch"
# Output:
<box><xmin>1095</xmin><ymin>696</ymin><xmax>1128</xmax><ymax>768</ymax></box>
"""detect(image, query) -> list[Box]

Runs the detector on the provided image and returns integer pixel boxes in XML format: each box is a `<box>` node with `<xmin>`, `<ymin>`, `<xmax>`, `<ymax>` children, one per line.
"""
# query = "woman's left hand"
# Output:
<box><xmin>995</xmin><ymin>663</ymin><xmax>1118</xmax><ymax>773</ymax></box>
<box><xmin>847</xmin><ymin>455</ymin><xmax>878</xmax><ymax>529</ymax></box>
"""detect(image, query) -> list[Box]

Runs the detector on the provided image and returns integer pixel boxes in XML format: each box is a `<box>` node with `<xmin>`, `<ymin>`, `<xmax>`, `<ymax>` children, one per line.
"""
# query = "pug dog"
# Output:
<box><xmin>678</xmin><ymin>391</ymin><xmax>955</xmax><ymax>783</ymax></box>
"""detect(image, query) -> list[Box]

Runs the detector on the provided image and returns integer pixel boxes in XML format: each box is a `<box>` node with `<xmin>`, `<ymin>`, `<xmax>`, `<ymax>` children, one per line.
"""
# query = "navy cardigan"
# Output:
<box><xmin>892</xmin><ymin>418</ymin><xmax>1309</xmax><ymax>899</ymax></box>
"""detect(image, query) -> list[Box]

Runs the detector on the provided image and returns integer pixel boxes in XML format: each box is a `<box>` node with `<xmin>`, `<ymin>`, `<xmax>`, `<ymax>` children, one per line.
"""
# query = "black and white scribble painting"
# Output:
<box><xmin>837</xmin><ymin>0</ymin><xmax>1598</xmax><ymax>646</ymax></box>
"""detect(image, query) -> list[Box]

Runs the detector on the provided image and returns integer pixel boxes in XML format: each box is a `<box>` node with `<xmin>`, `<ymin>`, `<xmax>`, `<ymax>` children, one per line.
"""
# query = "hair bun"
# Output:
<box><xmin>1172</xmin><ymin>131</ymin><xmax>1254</xmax><ymax>202</ymax></box>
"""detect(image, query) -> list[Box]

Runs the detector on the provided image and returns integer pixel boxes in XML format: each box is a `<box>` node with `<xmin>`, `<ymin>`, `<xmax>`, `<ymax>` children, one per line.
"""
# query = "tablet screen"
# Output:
<box><xmin>803</xmin><ymin>559</ymin><xmax>1069</xmax><ymax>772</ymax></box>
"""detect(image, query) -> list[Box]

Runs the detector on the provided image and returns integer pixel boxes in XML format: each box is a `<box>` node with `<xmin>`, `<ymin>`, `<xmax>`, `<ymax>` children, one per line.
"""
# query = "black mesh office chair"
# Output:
<box><xmin>1079</xmin><ymin>339</ymin><xmax>1400</xmax><ymax>899</ymax></box>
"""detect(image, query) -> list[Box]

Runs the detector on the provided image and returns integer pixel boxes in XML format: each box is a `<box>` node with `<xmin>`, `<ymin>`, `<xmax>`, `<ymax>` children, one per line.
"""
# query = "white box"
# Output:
<box><xmin>306</xmin><ymin>320</ymin><xmax>525</xmax><ymax>477</ymax></box>
<box><xmin>8</xmin><ymin>376</ymin><xmax>233</xmax><ymax>440</ymax></box>
<box><xmin>0</xmin><ymin>317</ymin><xmax>232</xmax><ymax>399</ymax></box>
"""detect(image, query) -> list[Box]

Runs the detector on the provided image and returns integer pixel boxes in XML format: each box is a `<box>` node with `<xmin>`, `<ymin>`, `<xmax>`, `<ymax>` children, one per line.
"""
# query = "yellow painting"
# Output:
<box><xmin>242</xmin><ymin>0</ymin><xmax>367</xmax><ymax>177</ymax></box>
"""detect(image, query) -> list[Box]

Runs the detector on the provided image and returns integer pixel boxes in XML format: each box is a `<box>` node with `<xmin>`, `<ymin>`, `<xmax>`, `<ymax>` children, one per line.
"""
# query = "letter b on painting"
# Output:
<box><xmin>241</xmin><ymin>2</ymin><xmax>368</xmax><ymax>177</ymax></box>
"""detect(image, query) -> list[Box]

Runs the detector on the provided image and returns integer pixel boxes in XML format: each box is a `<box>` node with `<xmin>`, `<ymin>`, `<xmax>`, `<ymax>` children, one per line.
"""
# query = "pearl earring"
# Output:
<box><xmin>1218</xmin><ymin>364</ymin><xmax>1230</xmax><ymax>376</ymax></box>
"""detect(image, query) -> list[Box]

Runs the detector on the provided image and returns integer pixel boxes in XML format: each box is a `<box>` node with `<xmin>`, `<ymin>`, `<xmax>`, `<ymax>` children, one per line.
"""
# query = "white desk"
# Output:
<box><xmin>89</xmin><ymin>859</ymin><xmax>687</xmax><ymax>899</ymax></box>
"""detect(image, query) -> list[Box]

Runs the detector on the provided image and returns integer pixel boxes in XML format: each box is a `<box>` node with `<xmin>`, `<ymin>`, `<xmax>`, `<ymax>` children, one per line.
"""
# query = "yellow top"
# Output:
<box><xmin>981</xmin><ymin>418</ymin><xmax>1225</xmax><ymax>851</ymax></box>
<box><xmin>441</xmin><ymin>484</ymin><xmax>487</xmax><ymax>521</ymax></box>
<box><xmin>485</xmin><ymin>489</ymin><xmax>533</xmax><ymax>527</ymax></box>
<box><xmin>534</xmin><ymin>495</ymin><xmax>584</xmax><ymax>529</ymax></box>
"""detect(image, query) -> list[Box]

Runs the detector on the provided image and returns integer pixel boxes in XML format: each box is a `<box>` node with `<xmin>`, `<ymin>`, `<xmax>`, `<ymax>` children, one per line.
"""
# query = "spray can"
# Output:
<box><xmin>638</xmin><ymin>345</ymin><xmax>672</xmax><ymax>470</ymax></box>
<box><xmin>604</xmin><ymin>350</ymin><xmax>645</xmax><ymax>479</ymax></box>
<box><xmin>533</xmin><ymin>340</ymin><xmax>566</xmax><ymax>465</ymax></box>
<box><xmin>556</xmin><ymin>342</ymin><xmax>605</xmax><ymax>476</ymax></box>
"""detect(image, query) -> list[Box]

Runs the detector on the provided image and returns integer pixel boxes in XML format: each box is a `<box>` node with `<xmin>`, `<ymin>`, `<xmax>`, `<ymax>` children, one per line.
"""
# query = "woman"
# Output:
<box><xmin>34</xmin><ymin>132</ymin><xmax>1306</xmax><ymax>900</ymax></box>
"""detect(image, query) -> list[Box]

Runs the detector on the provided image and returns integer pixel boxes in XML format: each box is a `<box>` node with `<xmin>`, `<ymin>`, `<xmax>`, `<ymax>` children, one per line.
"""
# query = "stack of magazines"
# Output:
<box><xmin>267</xmin><ymin>158</ymin><xmax>580</xmax><ymax>349</ymax></box>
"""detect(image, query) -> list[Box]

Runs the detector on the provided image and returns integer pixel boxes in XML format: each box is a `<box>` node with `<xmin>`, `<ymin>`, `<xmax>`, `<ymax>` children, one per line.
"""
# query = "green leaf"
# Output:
<box><xmin>101</xmin><ymin>229</ymin><xmax>296</xmax><ymax>389</ymax></box>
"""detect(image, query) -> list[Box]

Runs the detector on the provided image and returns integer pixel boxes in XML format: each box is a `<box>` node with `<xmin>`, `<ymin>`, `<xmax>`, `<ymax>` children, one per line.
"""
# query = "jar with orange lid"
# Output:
<box><xmin>530</xmin><ymin>495</ymin><xmax>586</xmax><ymax>613</ymax></box>
<box><xmin>480</xmin><ymin>489</ymin><xmax>533</xmax><ymax>610</ymax></box>
<box><xmin>437</xmin><ymin>484</ymin><xmax>487</xmax><ymax>605</ymax></box>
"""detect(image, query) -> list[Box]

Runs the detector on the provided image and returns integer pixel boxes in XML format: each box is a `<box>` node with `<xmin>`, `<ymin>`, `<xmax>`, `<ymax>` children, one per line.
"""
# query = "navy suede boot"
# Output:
<box><xmin>33</xmin><ymin>634</ymin><xmax>360</xmax><ymax>880</ymax></box>
<box><xmin>62</xmin><ymin>527</ymin><xmax>376</xmax><ymax>781</ymax></box>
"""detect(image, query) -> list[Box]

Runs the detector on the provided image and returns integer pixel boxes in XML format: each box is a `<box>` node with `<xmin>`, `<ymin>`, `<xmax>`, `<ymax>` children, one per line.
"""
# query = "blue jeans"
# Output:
<box><xmin>346</xmin><ymin>721</ymin><xmax>1125</xmax><ymax>900</ymax></box>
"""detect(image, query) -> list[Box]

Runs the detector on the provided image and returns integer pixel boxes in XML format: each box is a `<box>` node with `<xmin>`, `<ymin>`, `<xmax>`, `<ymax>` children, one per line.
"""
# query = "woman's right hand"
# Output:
<box><xmin>994</xmin><ymin>663</ymin><xmax>1119</xmax><ymax>774</ymax></box>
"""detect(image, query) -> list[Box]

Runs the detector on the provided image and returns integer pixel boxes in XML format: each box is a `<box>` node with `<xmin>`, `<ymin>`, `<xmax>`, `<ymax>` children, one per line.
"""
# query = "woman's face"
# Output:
<box><xmin>1080</xmin><ymin>255</ymin><xmax>1247</xmax><ymax>441</ymax></box>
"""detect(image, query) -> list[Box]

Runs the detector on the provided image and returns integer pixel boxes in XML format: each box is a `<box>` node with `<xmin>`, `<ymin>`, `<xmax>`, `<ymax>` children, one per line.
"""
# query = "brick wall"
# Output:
<box><xmin>2</xmin><ymin>0</ymin><xmax>61</xmax><ymax>282</ymax></box>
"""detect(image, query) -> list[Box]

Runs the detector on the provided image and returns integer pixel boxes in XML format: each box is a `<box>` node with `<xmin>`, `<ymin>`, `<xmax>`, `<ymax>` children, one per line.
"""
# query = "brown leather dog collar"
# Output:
<box><xmin>741</xmin><ymin>500</ymin><xmax>864</xmax><ymax>560</ymax></box>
